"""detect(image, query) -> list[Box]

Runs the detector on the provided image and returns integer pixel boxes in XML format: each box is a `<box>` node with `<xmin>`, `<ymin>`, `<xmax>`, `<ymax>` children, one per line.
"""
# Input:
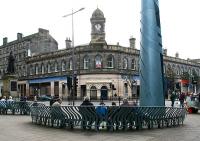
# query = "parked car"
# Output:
<box><xmin>38</xmin><ymin>95</ymin><xmax>52</xmax><ymax>101</ymax></box>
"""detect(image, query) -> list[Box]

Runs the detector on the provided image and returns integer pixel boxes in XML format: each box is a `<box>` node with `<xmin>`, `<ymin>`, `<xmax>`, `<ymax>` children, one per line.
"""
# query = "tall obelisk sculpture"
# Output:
<box><xmin>139</xmin><ymin>0</ymin><xmax>164</xmax><ymax>106</ymax></box>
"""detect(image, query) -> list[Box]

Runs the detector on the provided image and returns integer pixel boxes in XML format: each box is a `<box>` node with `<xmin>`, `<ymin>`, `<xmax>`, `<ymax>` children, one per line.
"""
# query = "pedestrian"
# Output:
<box><xmin>80</xmin><ymin>96</ymin><xmax>93</xmax><ymax>106</ymax></box>
<box><xmin>107</xmin><ymin>101</ymin><xmax>119</xmax><ymax>131</ymax></box>
<box><xmin>52</xmin><ymin>98</ymin><xmax>62</xmax><ymax>107</ymax></box>
<box><xmin>0</xmin><ymin>96</ymin><xmax>6</xmax><ymax>101</ymax></box>
<box><xmin>50</xmin><ymin>96</ymin><xmax>56</xmax><ymax>106</ymax></box>
<box><xmin>7</xmin><ymin>96</ymin><xmax>14</xmax><ymax>102</ymax></box>
<box><xmin>80</xmin><ymin>96</ymin><xmax>94</xmax><ymax>129</ymax></box>
<box><xmin>179</xmin><ymin>92</ymin><xmax>185</xmax><ymax>108</ymax></box>
<box><xmin>170</xmin><ymin>91</ymin><xmax>176</xmax><ymax>107</ymax></box>
<box><xmin>32</xmin><ymin>96</ymin><xmax>38</xmax><ymax>106</ymax></box>
<box><xmin>198</xmin><ymin>93</ymin><xmax>200</xmax><ymax>102</ymax></box>
<box><xmin>51</xmin><ymin>98</ymin><xmax>65</xmax><ymax>128</ymax></box>
<box><xmin>96</xmin><ymin>102</ymin><xmax>108</xmax><ymax>130</ymax></box>
<box><xmin>111</xmin><ymin>101</ymin><xmax>116</xmax><ymax>106</ymax></box>
<box><xmin>121</xmin><ymin>98</ymin><xmax>129</xmax><ymax>106</ymax></box>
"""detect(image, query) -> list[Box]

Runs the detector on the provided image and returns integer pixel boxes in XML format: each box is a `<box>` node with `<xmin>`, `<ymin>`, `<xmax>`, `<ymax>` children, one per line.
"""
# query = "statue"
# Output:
<box><xmin>7</xmin><ymin>51</ymin><xmax>15</xmax><ymax>74</ymax></box>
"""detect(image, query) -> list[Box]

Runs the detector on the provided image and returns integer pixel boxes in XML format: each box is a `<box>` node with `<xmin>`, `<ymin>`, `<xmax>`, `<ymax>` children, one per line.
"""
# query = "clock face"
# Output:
<box><xmin>95</xmin><ymin>24</ymin><xmax>101</xmax><ymax>32</ymax></box>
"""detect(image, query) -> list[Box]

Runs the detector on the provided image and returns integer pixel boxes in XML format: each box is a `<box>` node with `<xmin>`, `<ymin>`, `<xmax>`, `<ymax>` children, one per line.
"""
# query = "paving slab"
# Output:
<box><xmin>0</xmin><ymin>112</ymin><xmax>200</xmax><ymax>141</ymax></box>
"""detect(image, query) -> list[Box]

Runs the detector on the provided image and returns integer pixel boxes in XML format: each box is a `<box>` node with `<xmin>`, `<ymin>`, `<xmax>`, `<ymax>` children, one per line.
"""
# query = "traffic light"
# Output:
<box><xmin>67</xmin><ymin>76</ymin><xmax>72</xmax><ymax>91</ymax></box>
<box><xmin>110</xmin><ymin>83</ymin><xmax>116</xmax><ymax>90</ymax></box>
<box><xmin>175</xmin><ymin>83</ymin><xmax>180</xmax><ymax>89</ymax></box>
<box><xmin>74</xmin><ymin>76</ymin><xmax>78</xmax><ymax>94</ymax></box>
<box><xmin>112</xmin><ymin>84</ymin><xmax>116</xmax><ymax>90</ymax></box>
<box><xmin>110</xmin><ymin>83</ymin><xmax>112</xmax><ymax>89</ymax></box>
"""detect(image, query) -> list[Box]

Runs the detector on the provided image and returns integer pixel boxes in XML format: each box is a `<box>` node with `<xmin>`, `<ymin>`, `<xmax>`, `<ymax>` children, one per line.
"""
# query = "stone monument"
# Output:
<box><xmin>2</xmin><ymin>51</ymin><xmax>18</xmax><ymax>98</ymax></box>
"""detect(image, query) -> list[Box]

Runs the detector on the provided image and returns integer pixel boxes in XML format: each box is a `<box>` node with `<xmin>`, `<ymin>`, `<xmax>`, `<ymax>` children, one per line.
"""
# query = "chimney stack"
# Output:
<box><xmin>175</xmin><ymin>52</ymin><xmax>179</xmax><ymax>58</ymax></box>
<box><xmin>17</xmin><ymin>33</ymin><xmax>23</xmax><ymax>40</ymax></box>
<box><xmin>3</xmin><ymin>37</ymin><xmax>8</xmax><ymax>45</ymax></box>
<box><xmin>129</xmin><ymin>37</ymin><xmax>136</xmax><ymax>48</ymax></box>
<box><xmin>65</xmin><ymin>38</ymin><xmax>72</xmax><ymax>48</ymax></box>
<box><xmin>163</xmin><ymin>49</ymin><xmax>167</xmax><ymax>56</ymax></box>
<box><xmin>38</xmin><ymin>28</ymin><xmax>49</xmax><ymax>35</ymax></box>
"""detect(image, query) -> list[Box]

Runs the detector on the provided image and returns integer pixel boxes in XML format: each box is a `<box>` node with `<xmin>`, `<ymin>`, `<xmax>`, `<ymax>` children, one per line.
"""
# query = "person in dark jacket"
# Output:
<box><xmin>170</xmin><ymin>91</ymin><xmax>176</xmax><ymax>107</ymax></box>
<box><xmin>80</xmin><ymin>96</ymin><xmax>94</xmax><ymax>106</ymax></box>
<box><xmin>80</xmin><ymin>96</ymin><xmax>94</xmax><ymax>129</ymax></box>
<box><xmin>179</xmin><ymin>92</ymin><xmax>185</xmax><ymax>108</ymax></box>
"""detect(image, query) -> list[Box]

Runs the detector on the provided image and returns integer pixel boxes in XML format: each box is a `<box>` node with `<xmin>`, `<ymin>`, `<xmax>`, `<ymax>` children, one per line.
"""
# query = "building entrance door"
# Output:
<box><xmin>100</xmin><ymin>86</ymin><xmax>108</xmax><ymax>100</ymax></box>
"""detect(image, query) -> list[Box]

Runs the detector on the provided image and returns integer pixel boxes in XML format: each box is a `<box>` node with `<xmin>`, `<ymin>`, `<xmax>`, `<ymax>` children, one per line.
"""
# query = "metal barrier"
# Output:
<box><xmin>0</xmin><ymin>101</ymin><xmax>40</xmax><ymax>115</ymax></box>
<box><xmin>30</xmin><ymin>106</ymin><xmax>186</xmax><ymax>131</ymax></box>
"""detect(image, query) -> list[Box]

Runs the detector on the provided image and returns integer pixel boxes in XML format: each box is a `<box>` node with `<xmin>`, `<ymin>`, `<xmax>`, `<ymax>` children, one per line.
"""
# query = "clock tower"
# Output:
<box><xmin>90</xmin><ymin>8</ymin><xmax>106</xmax><ymax>44</ymax></box>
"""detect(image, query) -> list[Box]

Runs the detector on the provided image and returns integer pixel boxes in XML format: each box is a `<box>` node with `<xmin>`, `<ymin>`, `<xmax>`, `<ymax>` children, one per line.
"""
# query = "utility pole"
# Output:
<box><xmin>63</xmin><ymin>7</ymin><xmax>85</xmax><ymax>105</ymax></box>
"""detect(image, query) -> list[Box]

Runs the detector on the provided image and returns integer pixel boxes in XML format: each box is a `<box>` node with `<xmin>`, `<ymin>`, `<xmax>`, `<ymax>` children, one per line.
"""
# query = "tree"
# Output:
<box><xmin>165</xmin><ymin>67</ymin><xmax>176</xmax><ymax>91</ymax></box>
<box><xmin>181</xmin><ymin>71</ymin><xmax>190</xmax><ymax>80</ymax></box>
<box><xmin>192</xmin><ymin>70</ymin><xmax>199</xmax><ymax>84</ymax></box>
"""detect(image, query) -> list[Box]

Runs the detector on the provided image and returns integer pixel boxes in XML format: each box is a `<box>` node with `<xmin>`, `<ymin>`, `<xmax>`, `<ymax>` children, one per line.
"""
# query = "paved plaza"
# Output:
<box><xmin>0</xmin><ymin>110</ymin><xmax>199</xmax><ymax>141</ymax></box>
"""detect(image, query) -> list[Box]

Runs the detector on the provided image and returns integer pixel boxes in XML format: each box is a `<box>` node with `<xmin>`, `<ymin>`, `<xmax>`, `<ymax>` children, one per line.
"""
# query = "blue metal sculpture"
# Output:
<box><xmin>139</xmin><ymin>0</ymin><xmax>164</xmax><ymax>106</ymax></box>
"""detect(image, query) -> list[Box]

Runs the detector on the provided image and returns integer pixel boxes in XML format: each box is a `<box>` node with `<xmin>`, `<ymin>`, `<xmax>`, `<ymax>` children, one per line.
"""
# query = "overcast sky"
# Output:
<box><xmin>0</xmin><ymin>0</ymin><xmax>199</xmax><ymax>59</ymax></box>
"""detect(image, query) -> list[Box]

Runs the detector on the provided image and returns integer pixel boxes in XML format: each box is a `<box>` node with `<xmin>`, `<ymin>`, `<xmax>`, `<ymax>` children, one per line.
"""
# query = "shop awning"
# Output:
<box><xmin>28</xmin><ymin>76</ymin><xmax>67</xmax><ymax>84</ymax></box>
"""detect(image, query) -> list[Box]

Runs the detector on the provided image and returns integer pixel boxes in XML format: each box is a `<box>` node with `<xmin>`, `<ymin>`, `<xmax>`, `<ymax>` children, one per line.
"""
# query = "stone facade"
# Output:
<box><xmin>0</xmin><ymin>8</ymin><xmax>200</xmax><ymax>100</ymax></box>
<box><xmin>0</xmin><ymin>28</ymin><xmax>58</xmax><ymax>98</ymax></box>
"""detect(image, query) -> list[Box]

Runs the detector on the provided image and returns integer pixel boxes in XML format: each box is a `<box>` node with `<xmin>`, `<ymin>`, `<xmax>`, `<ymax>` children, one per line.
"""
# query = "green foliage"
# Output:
<box><xmin>192</xmin><ymin>70</ymin><xmax>199</xmax><ymax>83</ymax></box>
<box><xmin>181</xmin><ymin>71</ymin><xmax>189</xmax><ymax>80</ymax></box>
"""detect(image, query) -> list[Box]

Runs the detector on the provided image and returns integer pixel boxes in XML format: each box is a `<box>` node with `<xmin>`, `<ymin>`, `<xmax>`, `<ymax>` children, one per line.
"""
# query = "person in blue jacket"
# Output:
<box><xmin>96</xmin><ymin>102</ymin><xmax>108</xmax><ymax>130</ymax></box>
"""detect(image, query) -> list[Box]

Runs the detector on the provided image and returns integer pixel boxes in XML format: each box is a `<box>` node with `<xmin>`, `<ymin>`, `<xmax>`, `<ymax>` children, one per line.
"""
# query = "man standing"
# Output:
<box><xmin>170</xmin><ymin>91</ymin><xmax>176</xmax><ymax>107</ymax></box>
<box><xmin>179</xmin><ymin>93</ymin><xmax>185</xmax><ymax>108</ymax></box>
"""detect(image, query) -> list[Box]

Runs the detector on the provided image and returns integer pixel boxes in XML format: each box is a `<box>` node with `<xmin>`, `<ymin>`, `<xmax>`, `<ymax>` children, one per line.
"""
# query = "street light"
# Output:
<box><xmin>63</xmin><ymin>7</ymin><xmax>85</xmax><ymax>106</ymax></box>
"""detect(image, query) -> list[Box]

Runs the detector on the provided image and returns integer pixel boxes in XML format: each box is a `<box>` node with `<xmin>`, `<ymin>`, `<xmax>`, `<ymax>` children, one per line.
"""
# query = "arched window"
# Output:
<box><xmin>90</xmin><ymin>86</ymin><xmax>97</xmax><ymax>100</ymax></box>
<box><xmin>18</xmin><ymin>66</ymin><xmax>21</xmax><ymax>76</ymax></box>
<box><xmin>188</xmin><ymin>68</ymin><xmax>191</xmax><ymax>75</ymax></box>
<box><xmin>176</xmin><ymin>66</ymin><xmax>180</xmax><ymax>75</ymax></box>
<box><xmin>131</xmin><ymin>59</ymin><xmax>136</xmax><ymax>70</ymax></box>
<box><xmin>181</xmin><ymin>66</ymin><xmax>184</xmax><ymax>75</ymax></box>
<box><xmin>83</xmin><ymin>56</ymin><xmax>89</xmax><ymax>69</ymax></box>
<box><xmin>35</xmin><ymin>64</ymin><xmax>39</xmax><ymax>75</ymax></box>
<box><xmin>197</xmin><ymin>69</ymin><xmax>200</xmax><ymax>76</ymax></box>
<box><xmin>69</xmin><ymin>59</ymin><xmax>73</xmax><ymax>70</ymax></box>
<box><xmin>124</xmin><ymin>83</ymin><xmax>128</xmax><ymax>97</ymax></box>
<box><xmin>62</xmin><ymin>61</ymin><xmax>66</xmax><ymax>71</ymax></box>
<box><xmin>107</xmin><ymin>55</ymin><xmax>114</xmax><ymax>68</ymax></box>
<box><xmin>29</xmin><ymin>65</ymin><xmax>33</xmax><ymax>75</ymax></box>
<box><xmin>54</xmin><ymin>61</ymin><xmax>58</xmax><ymax>72</ymax></box>
<box><xmin>123</xmin><ymin>58</ymin><xmax>128</xmax><ymax>69</ymax></box>
<box><xmin>23</xmin><ymin>66</ymin><xmax>26</xmax><ymax>76</ymax></box>
<box><xmin>95</xmin><ymin>55</ymin><xmax>102</xmax><ymax>69</ymax></box>
<box><xmin>41</xmin><ymin>64</ymin><xmax>45</xmax><ymax>74</ymax></box>
<box><xmin>47</xmin><ymin>63</ymin><xmax>51</xmax><ymax>73</ymax></box>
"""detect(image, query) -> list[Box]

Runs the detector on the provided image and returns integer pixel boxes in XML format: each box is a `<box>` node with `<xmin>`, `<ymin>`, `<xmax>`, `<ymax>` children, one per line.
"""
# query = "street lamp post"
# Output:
<box><xmin>63</xmin><ymin>7</ymin><xmax>85</xmax><ymax>106</ymax></box>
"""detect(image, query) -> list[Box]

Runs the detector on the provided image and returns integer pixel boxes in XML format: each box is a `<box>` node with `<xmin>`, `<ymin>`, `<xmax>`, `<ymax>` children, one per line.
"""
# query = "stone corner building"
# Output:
<box><xmin>0</xmin><ymin>8</ymin><xmax>200</xmax><ymax>100</ymax></box>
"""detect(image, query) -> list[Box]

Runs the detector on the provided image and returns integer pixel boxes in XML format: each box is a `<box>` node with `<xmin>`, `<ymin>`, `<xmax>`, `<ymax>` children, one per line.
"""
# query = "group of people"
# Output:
<box><xmin>80</xmin><ymin>96</ymin><xmax>134</xmax><ymax>130</ymax></box>
<box><xmin>0</xmin><ymin>96</ymin><xmax>14</xmax><ymax>102</ymax></box>
<box><xmin>170</xmin><ymin>91</ymin><xmax>186</xmax><ymax>108</ymax></box>
<box><xmin>48</xmin><ymin>95</ymin><xmax>133</xmax><ymax>130</ymax></box>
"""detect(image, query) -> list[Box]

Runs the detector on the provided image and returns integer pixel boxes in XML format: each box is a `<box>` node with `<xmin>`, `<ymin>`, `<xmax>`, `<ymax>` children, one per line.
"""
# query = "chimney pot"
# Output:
<box><xmin>65</xmin><ymin>37</ymin><xmax>72</xmax><ymax>48</ymax></box>
<box><xmin>129</xmin><ymin>37</ymin><xmax>136</xmax><ymax>48</ymax></box>
<box><xmin>17</xmin><ymin>33</ymin><xmax>23</xmax><ymax>40</ymax></box>
<box><xmin>3</xmin><ymin>37</ymin><xmax>8</xmax><ymax>45</ymax></box>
